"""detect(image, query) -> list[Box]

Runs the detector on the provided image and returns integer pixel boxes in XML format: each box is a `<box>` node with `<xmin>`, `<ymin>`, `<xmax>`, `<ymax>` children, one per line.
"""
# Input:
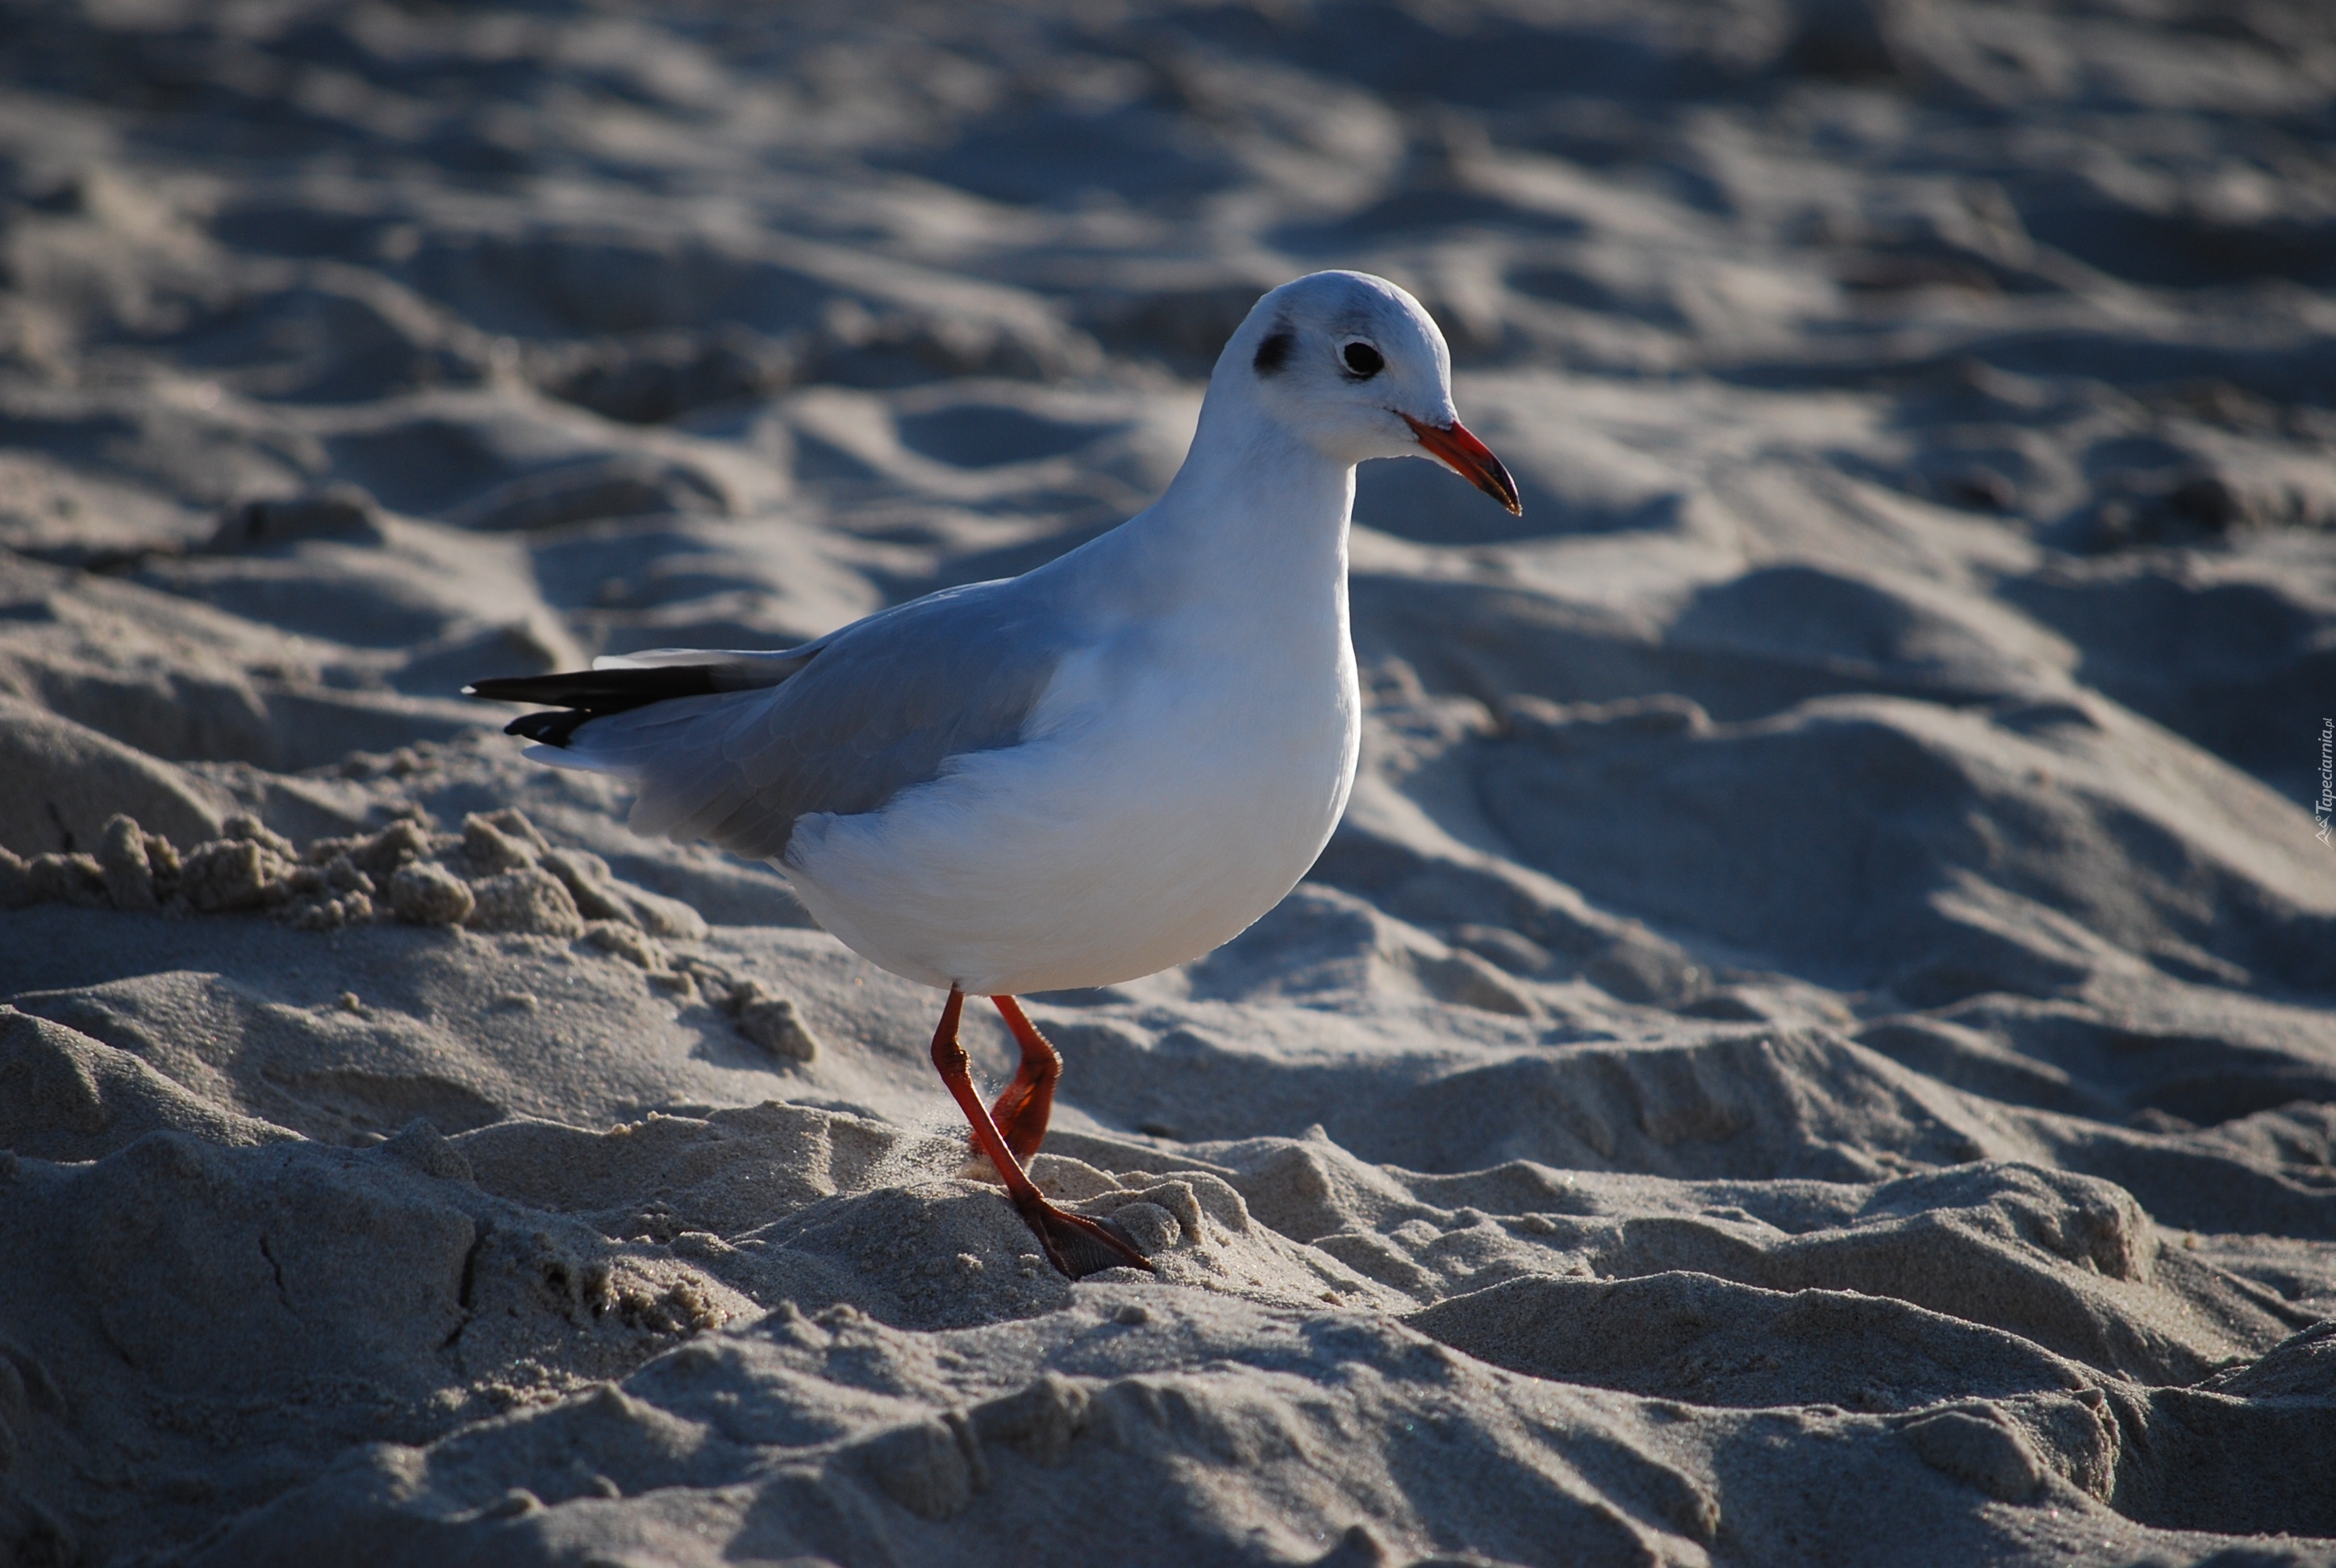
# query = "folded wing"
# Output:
<box><xmin>468</xmin><ymin>580</ymin><xmax>1071</xmax><ymax>863</ymax></box>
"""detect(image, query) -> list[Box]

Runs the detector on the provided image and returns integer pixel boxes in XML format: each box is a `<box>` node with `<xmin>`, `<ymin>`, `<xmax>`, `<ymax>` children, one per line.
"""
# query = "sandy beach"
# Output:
<box><xmin>2</xmin><ymin>1</ymin><xmax>2334</xmax><ymax>1562</ymax></box>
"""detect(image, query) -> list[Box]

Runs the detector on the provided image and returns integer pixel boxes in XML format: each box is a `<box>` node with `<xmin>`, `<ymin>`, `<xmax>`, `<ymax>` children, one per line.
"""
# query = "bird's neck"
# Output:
<box><xmin>1122</xmin><ymin>396</ymin><xmax>1356</xmax><ymax>611</ymax></box>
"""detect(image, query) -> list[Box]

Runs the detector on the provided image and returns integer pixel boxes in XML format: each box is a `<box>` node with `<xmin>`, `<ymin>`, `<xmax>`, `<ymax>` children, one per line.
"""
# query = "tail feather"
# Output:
<box><xmin>468</xmin><ymin>665</ymin><xmax>723</xmax><ymax>713</ymax></box>
<box><xmin>466</xmin><ymin>661</ymin><xmax>768</xmax><ymax>748</ymax></box>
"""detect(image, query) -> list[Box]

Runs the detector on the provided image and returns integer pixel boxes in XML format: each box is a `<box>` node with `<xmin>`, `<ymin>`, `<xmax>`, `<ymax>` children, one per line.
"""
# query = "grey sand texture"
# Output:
<box><xmin>2</xmin><ymin>2</ymin><xmax>2336</xmax><ymax>1565</ymax></box>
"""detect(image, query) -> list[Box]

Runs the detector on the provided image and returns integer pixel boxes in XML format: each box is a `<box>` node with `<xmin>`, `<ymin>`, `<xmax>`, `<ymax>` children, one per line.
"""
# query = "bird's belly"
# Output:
<box><xmin>781</xmin><ymin>670</ymin><xmax>1358</xmax><ymax>995</ymax></box>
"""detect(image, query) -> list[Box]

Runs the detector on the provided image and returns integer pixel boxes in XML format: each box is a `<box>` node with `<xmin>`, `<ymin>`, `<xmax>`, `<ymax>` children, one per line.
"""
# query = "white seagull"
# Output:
<box><xmin>469</xmin><ymin>270</ymin><xmax>1520</xmax><ymax>1277</ymax></box>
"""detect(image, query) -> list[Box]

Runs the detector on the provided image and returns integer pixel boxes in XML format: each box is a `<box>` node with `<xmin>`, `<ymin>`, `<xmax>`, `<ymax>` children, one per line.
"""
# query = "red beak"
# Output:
<box><xmin>1401</xmin><ymin>414</ymin><xmax>1522</xmax><ymax>515</ymax></box>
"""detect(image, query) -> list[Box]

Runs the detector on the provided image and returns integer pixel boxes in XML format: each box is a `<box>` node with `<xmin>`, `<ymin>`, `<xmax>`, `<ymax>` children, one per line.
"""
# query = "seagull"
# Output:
<box><xmin>468</xmin><ymin>270</ymin><xmax>1520</xmax><ymax>1278</ymax></box>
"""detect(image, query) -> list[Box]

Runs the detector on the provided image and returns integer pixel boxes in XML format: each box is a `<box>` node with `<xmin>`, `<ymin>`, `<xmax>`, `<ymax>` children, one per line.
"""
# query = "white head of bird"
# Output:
<box><xmin>1197</xmin><ymin>269</ymin><xmax>1521</xmax><ymax>512</ymax></box>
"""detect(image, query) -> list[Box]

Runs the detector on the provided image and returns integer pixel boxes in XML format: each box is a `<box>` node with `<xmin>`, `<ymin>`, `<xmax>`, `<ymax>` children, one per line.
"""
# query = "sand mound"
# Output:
<box><xmin>5</xmin><ymin>1</ymin><xmax>2336</xmax><ymax>1563</ymax></box>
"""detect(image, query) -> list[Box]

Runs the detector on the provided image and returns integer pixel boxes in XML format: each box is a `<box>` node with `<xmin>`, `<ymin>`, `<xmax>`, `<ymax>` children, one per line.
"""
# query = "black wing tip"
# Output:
<box><xmin>467</xmin><ymin>667</ymin><xmax>724</xmax><ymax>705</ymax></box>
<box><xmin>504</xmin><ymin>709</ymin><xmax>590</xmax><ymax>747</ymax></box>
<box><xmin>467</xmin><ymin>673</ymin><xmax>582</xmax><ymax>703</ymax></box>
<box><xmin>465</xmin><ymin>662</ymin><xmax>727</xmax><ymax>739</ymax></box>
<box><xmin>469</xmin><ymin>663</ymin><xmax>733</xmax><ymax>749</ymax></box>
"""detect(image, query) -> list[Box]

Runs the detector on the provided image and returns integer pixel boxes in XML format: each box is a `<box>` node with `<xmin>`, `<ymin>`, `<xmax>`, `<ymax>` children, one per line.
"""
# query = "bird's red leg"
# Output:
<box><xmin>929</xmin><ymin>987</ymin><xmax>1153</xmax><ymax>1279</ymax></box>
<box><xmin>987</xmin><ymin>995</ymin><xmax>1061</xmax><ymax>1163</ymax></box>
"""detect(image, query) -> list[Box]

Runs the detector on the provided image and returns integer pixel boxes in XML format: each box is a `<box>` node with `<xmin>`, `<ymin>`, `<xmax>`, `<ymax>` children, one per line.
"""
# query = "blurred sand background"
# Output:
<box><xmin>2</xmin><ymin>1</ymin><xmax>2335</xmax><ymax>1562</ymax></box>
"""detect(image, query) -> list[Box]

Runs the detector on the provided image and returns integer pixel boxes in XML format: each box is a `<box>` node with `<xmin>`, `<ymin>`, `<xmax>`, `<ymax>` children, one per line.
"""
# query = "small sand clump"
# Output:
<box><xmin>734</xmin><ymin>984</ymin><xmax>821</xmax><ymax>1062</ymax></box>
<box><xmin>180</xmin><ymin>836</ymin><xmax>293</xmax><ymax>913</ymax></box>
<box><xmin>97</xmin><ymin>815</ymin><xmax>163</xmax><ymax>912</ymax></box>
<box><xmin>462</xmin><ymin>811</ymin><xmax>543</xmax><ymax>874</ymax></box>
<box><xmin>466</xmin><ymin>867</ymin><xmax>587</xmax><ymax>937</ymax></box>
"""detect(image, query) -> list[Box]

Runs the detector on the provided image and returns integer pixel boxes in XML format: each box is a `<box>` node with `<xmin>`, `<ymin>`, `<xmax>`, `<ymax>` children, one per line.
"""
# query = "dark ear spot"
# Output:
<box><xmin>1253</xmin><ymin>330</ymin><xmax>1295</xmax><ymax>376</ymax></box>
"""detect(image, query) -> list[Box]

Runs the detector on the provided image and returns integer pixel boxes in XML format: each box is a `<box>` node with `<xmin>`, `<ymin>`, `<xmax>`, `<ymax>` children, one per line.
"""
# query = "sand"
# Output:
<box><xmin>2</xmin><ymin>1</ymin><xmax>2334</xmax><ymax>1563</ymax></box>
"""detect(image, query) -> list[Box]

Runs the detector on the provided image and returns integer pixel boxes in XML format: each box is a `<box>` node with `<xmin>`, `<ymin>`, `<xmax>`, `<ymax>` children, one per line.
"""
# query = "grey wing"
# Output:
<box><xmin>565</xmin><ymin>580</ymin><xmax>1074</xmax><ymax>862</ymax></box>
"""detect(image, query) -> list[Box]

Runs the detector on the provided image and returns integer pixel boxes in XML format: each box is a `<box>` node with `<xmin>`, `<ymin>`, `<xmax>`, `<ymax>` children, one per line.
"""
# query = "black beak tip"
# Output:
<box><xmin>1482</xmin><ymin>462</ymin><xmax>1523</xmax><ymax>516</ymax></box>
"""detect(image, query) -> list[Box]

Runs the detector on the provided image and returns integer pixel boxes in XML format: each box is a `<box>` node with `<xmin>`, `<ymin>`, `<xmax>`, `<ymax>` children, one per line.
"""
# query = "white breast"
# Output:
<box><xmin>782</xmin><ymin>590</ymin><xmax>1361</xmax><ymax>995</ymax></box>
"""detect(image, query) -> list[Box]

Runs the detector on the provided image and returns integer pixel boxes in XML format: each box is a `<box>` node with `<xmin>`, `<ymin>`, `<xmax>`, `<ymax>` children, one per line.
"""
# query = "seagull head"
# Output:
<box><xmin>1219</xmin><ymin>269</ymin><xmax>1521</xmax><ymax>515</ymax></box>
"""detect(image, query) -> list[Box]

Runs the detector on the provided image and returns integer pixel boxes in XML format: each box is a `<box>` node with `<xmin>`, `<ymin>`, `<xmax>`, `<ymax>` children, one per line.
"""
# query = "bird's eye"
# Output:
<box><xmin>1341</xmin><ymin>341</ymin><xmax>1384</xmax><ymax>378</ymax></box>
